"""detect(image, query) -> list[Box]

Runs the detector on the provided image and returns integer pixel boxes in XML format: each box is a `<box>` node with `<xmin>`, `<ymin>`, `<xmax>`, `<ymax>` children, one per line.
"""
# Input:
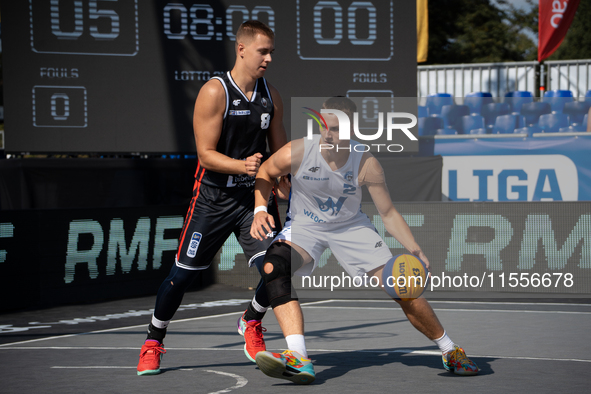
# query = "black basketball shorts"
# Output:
<box><xmin>176</xmin><ymin>182</ymin><xmax>281</xmax><ymax>270</ymax></box>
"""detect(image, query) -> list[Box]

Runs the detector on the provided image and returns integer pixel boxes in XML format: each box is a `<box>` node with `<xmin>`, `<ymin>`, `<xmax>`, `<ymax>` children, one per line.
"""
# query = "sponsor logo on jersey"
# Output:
<box><xmin>229</xmin><ymin>110</ymin><xmax>251</xmax><ymax>116</ymax></box>
<box><xmin>303</xmin><ymin>175</ymin><xmax>329</xmax><ymax>181</ymax></box>
<box><xmin>344</xmin><ymin>171</ymin><xmax>354</xmax><ymax>182</ymax></box>
<box><xmin>232</xmin><ymin>99</ymin><xmax>241</xmax><ymax>106</ymax></box>
<box><xmin>375</xmin><ymin>241</ymin><xmax>383</xmax><ymax>248</ymax></box>
<box><xmin>227</xmin><ymin>174</ymin><xmax>256</xmax><ymax>187</ymax></box>
<box><xmin>186</xmin><ymin>232</ymin><xmax>202</xmax><ymax>258</ymax></box>
<box><xmin>261</xmin><ymin>97</ymin><xmax>268</xmax><ymax>108</ymax></box>
<box><xmin>303</xmin><ymin>209</ymin><xmax>326</xmax><ymax>223</ymax></box>
<box><xmin>308</xmin><ymin>166</ymin><xmax>320</xmax><ymax>173</ymax></box>
<box><xmin>314</xmin><ymin>196</ymin><xmax>347</xmax><ymax>216</ymax></box>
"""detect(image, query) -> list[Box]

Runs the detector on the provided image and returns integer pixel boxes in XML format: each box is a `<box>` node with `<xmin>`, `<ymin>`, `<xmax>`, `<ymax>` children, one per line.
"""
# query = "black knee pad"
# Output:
<box><xmin>261</xmin><ymin>242</ymin><xmax>303</xmax><ymax>308</ymax></box>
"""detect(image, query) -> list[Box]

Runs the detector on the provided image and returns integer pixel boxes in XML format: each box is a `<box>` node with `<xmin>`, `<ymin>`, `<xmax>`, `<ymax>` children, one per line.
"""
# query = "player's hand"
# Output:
<box><xmin>413</xmin><ymin>249</ymin><xmax>431</xmax><ymax>272</ymax></box>
<box><xmin>251</xmin><ymin>211</ymin><xmax>276</xmax><ymax>241</ymax></box>
<box><xmin>275</xmin><ymin>175</ymin><xmax>291</xmax><ymax>200</ymax></box>
<box><xmin>244</xmin><ymin>153</ymin><xmax>263</xmax><ymax>177</ymax></box>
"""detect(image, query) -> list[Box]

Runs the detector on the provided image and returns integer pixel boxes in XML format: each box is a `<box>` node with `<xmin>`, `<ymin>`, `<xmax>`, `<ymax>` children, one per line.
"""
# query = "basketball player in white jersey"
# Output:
<box><xmin>249</xmin><ymin>97</ymin><xmax>479</xmax><ymax>384</ymax></box>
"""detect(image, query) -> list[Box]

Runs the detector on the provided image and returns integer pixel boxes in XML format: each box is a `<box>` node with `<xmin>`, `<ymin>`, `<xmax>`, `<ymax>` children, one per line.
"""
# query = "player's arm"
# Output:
<box><xmin>361</xmin><ymin>153</ymin><xmax>431</xmax><ymax>270</ymax></box>
<box><xmin>266</xmin><ymin>82</ymin><xmax>291</xmax><ymax>198</ymax></box>
<box><xmin>251</xmin><ymin>139</ymin><xmax>304</xmax><ymax>240</ymax></box>
<box><xmin>193</xmin><ymin>79</ymin><xmax>262</xmax><ymax>176</ymax></box>
<box><xmin>266</xmin><ymin>82</ymin><xmax>288</xmax><ymax>154</ymax></box>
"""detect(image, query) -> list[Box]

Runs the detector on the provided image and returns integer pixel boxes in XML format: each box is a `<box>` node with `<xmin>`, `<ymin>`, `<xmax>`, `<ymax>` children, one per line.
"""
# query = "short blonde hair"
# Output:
<box><xmin>235</xmin><ymin>20</ymin><xmax>274</xmax><ymax>44</ymax></box>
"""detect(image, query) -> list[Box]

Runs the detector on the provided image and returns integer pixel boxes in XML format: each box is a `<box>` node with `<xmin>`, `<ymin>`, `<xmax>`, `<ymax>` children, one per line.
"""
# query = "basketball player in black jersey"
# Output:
<box><xmin>137</xmin><ymin>20</ymin><xmax>287</xmax><ymax>375</ymax></box>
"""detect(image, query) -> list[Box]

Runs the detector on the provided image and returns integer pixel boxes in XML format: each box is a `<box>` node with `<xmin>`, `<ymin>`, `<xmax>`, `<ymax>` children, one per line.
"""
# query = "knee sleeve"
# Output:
<box><xmin>261</xmin><ymin>242</ymin><xmax>303</xmax><ymax>308</ymax></box>
<box><xmin>154</xmin><ymin>264</ymin><xmax>200</xmax><ymax>322</ymax></box>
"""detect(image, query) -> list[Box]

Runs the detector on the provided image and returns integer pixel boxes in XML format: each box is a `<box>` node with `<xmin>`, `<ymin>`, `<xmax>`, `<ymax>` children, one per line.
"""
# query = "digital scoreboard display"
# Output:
<box><xmin>3</xmin><ymin>0</ymin><xmax>416</xmax><ymax>153</ymax></box>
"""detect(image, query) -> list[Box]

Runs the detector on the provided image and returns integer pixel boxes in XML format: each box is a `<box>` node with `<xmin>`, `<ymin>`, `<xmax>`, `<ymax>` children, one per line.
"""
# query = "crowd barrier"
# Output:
<box><xmin>0</xmin><ymin>156</ymin><xmax>441</xmax><ymax>311</ymax></box>
<box><xmin>3</xmin><ymin>200</ymin><xmax>589</xmax><ymax>311</ymax></box>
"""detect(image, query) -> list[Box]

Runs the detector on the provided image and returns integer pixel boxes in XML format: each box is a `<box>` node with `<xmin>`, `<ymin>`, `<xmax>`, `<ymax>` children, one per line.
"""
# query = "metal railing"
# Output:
<box><xmin>544</xmin><ymin>59</ymin><xmax>591</xmax><ymax>97</ymax></box>
<box><xmin>417</xmin><ymin>61</ymin><xmax>539</xmax><ymax>99</ymax></box>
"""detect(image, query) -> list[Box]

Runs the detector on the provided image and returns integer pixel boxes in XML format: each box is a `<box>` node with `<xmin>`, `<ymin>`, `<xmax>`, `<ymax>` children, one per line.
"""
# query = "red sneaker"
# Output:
<box><xmin>137</xmin><ymin>340</ymin><xmax>166</xmax><ymax>376</ymax></box>
<box><xmin>237</xmin><ymin>312</ymin><xmax>266</xmax><ymax>362</ymax></box>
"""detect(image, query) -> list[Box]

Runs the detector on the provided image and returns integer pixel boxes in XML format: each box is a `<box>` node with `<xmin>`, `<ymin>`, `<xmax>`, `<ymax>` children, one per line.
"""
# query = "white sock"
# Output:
<box><xmin>251</xmin><ymin>296</ymin><xmax>268</xmax><ymax>314</ymax></box>
<box><xmin>285</xmin><ymin>334</ymin><xmax>308</xmax><ymax>358</ymax></box>
<box><xmin>151</xmin><ymin>315</ymin><xmax>170</xmax><ymax>330</ymax></box>
<box><xmin>433</xmin><ymin>331</ymin><xmax>455</xmax><ymax>355</ymax></box>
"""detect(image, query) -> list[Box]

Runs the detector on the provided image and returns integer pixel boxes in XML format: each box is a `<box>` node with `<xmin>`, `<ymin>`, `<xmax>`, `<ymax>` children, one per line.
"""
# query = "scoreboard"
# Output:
<box><xmin>3</xmin><ymin>0</ymin><xmax>416</xmax><ymax>153</ymax></box>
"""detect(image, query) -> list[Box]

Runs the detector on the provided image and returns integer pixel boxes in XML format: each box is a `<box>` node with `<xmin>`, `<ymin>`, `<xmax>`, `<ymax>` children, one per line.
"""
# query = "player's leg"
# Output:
<box><xmin>370</xmin><ymin>265</ymin><xmax>479</xmax><ymax>376</ymax></box>
<box><xmin>254</xmin><ymin>240</ymin><xmax>316</xmax><ymax>385</ymax></box>
<box><xmin>137</xmin><ymin>185</ymin><xmax>236</xmax><ymax>375</ymax></box>
<box><xmin>331</xmin><ymin>215</ymin><xmax>478</xmax><ymax>376</ymax></box>
<box><xmin>235</xmin><ymin>192</ymin><xmax>283</xmax><ymax>361</ymax></box>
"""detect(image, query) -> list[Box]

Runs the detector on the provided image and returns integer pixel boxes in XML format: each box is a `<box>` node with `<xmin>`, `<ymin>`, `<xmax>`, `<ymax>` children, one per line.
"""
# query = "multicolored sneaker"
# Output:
<box><xmin>442</xmin><ymin>345</ymin><xmax>479</xmax><ymax>376</ymax></box>
<box><xmin>237</xmin><ymin>312</ymin><xmax>266</xmax><ymax>363</ymax></box>
<box><xmin>137</xmin><ymin>340</ymin><xmax>166</xmax><ymax>376</ymax></box>
<box><xmin>255</xmin><ymin>350</ymin><xmax>315</xmax><ymax>385</ymax></box>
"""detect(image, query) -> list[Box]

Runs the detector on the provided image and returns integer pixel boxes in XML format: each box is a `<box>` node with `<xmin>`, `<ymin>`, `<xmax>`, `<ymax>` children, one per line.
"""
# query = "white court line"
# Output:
<box><xmin>53</xmin><ymin>366</ymin><xmax>136</xmax><ymax>369</ymax></box>
<box><xmin>50</xmin><ymin>366</ymin><xmax>248</xmax><ymax>394</ymax></box>
<box><xmin>301</xmin><ymin>306</ymin><xmax>591</xmax><ymax>314</ymax></box>
<box><xmin>1</xmin><ymin>299</ymin><xmax>587</xmax><ymax>355</ymax></box>
<box><xmin>0</xmin><ymin>301</ymin><xmax>328</xmax><ymax>348</ymax></box>
<box><xmin>37</xmin><ymin>347</ymin><xmax>590</xmax><ymax>364</ymax></box>
<box><xmin>320</xmin><ymin>299</ymin><xmax>591</xmax><ymax>307</ymax></box>
<box><xmin>204</xmin><ymin>370</ymin><xmax>248</xmax><ymax>394</ymax></box>
<box><xmin>0</xmin><ymin>310</ymin><xmax>247</xmax><ymax>348</ymax></box>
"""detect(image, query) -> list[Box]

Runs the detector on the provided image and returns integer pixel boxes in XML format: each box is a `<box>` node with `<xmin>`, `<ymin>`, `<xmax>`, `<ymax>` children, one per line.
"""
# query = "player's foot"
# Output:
<box><xmin>442</xmin><ymin>345</ymin><xmax>479</xmax><ymax>376</ymax></box>
<box><xmin>255</xmin><ymin>350</ymin><xmax>315</xmax><ymax>385</ymax></box>
<box><xmin>237</xmin><ymin>312</ymin><xmax>267</xmax><ymax>362</ymax></box>
<box><xmin>137</xmin><ymin>340</ymin><xmax>166</xmax><ymax>376</ymax></box>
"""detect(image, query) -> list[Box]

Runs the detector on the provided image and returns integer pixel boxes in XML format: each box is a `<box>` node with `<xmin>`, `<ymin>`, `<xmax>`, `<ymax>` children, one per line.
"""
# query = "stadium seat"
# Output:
<box><xmin>514</xmin><ymin>125</ymin><xmax>542</xmax><ymax>137</ymax></box>
<box><xmin>418</xmin><ymin>105</ymin><xmax>428</xmax><ymax>118</ymax></box>
<box><xmin>537</xmin><ymin>113</ymin><xmax>570</xmax><ymax>133</ymax></box>
<box><xmin>492</xmin><ymin>114</ymin><xmax>520</xmax><ymax>134</ymax></box>
<box><xmin>583</xmin><ymin>113</ymin><xmax>589</xmax><ymax>130</ymax></box>
<box><xmin>585</xmin><ymin>90</ymin><xmax>591</xmax><ymax>104</ymax></box>
<box><xmin>436</xmin><ymin>128</ymin><xmax>458</xmax><ymax>135</ymax></box>
<box><xmin>425</xmin><ymin>93</ymin><xmax>454</xmax><ymax>116</ymax></box>
<box><xmin>505</xmin><ymin>91</ymin><xmax>533</xmax><ymax>113</ymax></box>
<box><xmin>481</xmin><ymin>102</ymin><xmax>511</xmax><ymax>130</ymax></box>
<box><xmin>562</xmin><ymin>101</ymin><xmax>591</xmax><ymax>125</ymax></box>
<box><xmin>418</xmin><ymin>116</ymin><xmax>444</xmax><ymax>136</ymax></box>
<box><xmin>464</xmin><ymin>92</ymin><xmax>493</xmax><ymax>115</ymax></box>
<box><xmin>437</xmin><ymin>104</ymin><xmax>470</xmax><ymax>131</ymax></box>
<box><xmin>461</xmin><ymin>115</ymin><xmax>486</xmax><ymax>134</ymax></box>
<box><xmin>542</xmin><ymin>90</ymin><xmax>574</xmax><ymax>113</ymax></box>
<box><xmin>559</xmin><ymin>124</ymin><xmax>587</xmax><ymax>132</ymax></box>
<box><xmin>544</xmin><ymin>89</ymin><xmax>573</xmax><ymax>97</ymax></box>
<box><xmin>521</xmin><ymin>101</ymin><xmax>552</xmax><ymax>126</ymax></box>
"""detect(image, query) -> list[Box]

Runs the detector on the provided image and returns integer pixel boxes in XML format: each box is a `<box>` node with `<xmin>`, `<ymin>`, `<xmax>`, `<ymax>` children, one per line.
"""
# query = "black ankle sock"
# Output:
<box><xmin>243</xmin><ymin>302</ymin><xmax>266</xmax><ymax>321</ymax></box>
<box><xmin>146</xmin><ymin>323</ymin><xmax>166</xmax><ymax>343</ymax></box>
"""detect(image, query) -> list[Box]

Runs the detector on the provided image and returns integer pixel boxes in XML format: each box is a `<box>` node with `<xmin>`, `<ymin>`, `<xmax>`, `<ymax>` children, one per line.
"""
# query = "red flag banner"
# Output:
<box><xmin>538</xmin><ymin>0</ymin><xmax>580</xmax><ymax>61</ymax></box>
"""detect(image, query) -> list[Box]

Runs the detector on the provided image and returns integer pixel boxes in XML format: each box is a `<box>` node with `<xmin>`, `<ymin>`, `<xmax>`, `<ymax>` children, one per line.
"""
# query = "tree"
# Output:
<box><xmin>425</xmin><ymin>0</ymin><xmax>537</xmax><ymax>65</ymax></box>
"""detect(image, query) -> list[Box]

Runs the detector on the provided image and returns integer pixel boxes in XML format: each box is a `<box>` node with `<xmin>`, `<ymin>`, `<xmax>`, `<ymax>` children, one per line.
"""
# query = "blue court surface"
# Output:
<box><xmin>1</xmin><ymin>284</ymin><xmax>590</xmax><ymax>393</ymax></box>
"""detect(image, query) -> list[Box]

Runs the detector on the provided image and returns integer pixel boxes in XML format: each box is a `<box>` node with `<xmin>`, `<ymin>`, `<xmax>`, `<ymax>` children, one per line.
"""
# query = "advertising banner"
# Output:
<box><xmin>429</xmin><ymin>135</ymin><xmax>591</xmax><ymax>202</ymax></box>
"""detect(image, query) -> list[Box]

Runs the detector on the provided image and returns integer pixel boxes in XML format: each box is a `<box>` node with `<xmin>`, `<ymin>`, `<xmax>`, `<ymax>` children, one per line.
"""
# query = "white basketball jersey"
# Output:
<box><xmin>290</xmin><ymin>135</ymin><xmax>364</xmax><ymax>224</ymax></box>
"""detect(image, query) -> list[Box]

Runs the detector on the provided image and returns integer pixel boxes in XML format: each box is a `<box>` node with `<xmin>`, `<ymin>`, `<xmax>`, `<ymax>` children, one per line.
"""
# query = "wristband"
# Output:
<box><xmin>254</xmin><ymin>206</ymin><xmax>268</xmax><ymax>215</ymax></box>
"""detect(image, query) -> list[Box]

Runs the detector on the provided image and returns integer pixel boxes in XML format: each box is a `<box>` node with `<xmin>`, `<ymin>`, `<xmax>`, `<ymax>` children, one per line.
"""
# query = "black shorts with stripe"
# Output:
<box><xmin>176</xmin><ymin>181</ymin><xmax>281</xmax><ymax>270</ymax></box>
